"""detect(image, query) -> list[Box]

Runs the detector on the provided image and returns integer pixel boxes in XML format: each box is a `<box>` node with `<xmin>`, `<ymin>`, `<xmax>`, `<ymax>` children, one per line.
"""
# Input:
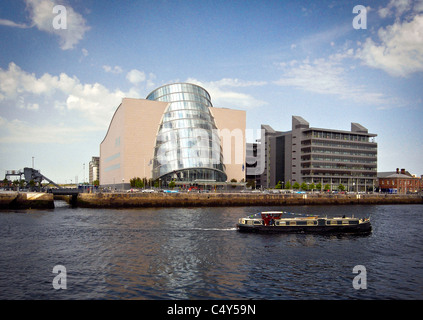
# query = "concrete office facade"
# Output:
<box><xmin>248</xmin><ymin>116</ymin><xmax>378</xmax><ymax>191</ymax></box>
<box><xmin>100</xmin><ymin>83</ymin><xmax>246</xmax><ymax>189</ymax></box>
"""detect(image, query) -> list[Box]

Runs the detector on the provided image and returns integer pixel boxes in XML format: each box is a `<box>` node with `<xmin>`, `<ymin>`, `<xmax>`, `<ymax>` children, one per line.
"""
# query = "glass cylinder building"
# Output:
<box><xmin>147</xmin><ymin>83</ymin><xmax>227</xmax><ymax>184</ymax></box>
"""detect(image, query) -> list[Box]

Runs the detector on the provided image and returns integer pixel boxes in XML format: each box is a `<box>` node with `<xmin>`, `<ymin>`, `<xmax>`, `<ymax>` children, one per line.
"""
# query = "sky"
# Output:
<box><xmin>0</xmin><ymin>0</ymin><xmax>422</xmax><ymax>184</ymax></box>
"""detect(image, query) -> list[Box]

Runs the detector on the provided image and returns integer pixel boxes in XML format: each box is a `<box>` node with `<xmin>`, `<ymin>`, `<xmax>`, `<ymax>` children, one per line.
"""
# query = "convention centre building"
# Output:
<box><xmin>100</xmin><ymin>83</ymin><xmax>246</xmax><ymax>189</ymax></box>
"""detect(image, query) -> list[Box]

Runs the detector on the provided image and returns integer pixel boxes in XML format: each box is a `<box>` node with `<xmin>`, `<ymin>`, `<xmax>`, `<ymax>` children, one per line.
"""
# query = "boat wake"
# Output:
<box><xmin>190</xmin><ymin>227</ymin><xmax>237</xmax><ymax>231</ymax></box>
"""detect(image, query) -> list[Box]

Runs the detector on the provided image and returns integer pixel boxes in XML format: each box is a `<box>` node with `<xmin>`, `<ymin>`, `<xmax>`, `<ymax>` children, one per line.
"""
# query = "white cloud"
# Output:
<box><xmin>102</xmin><ymin>65</ymin><xmax>123</xmax><ymax>74</ymax></box>
<box><xmin>356</xmin><ymin>14</ymin><xmax>423</xmax><ymax>77</ymax></box>
<box><xmin>0</xmin><ymin>18</ymin><xmax>29</xmax><ymax>28</ymax></box>
<box><xmin>274</xmin><ymin>51</ymin><xmax>389</xmax><ymax>106</ymax></box>
<box><xmin>186</xmin><ymin>78</ymin><xmax>267</xmax><ymax>109</ymax></box>
<box><xmin>378</xmin><ymin>0</ymin><xmax>413</xmax><ymax>18</ymax></box>
<box><xmin>24</xmin><ymin>0</ymin><xmax>90</xmax><ymax>50</ymax></box>
<box><xmin>0</xmin><ymin>62</ymin><xmax>126</xmax><ymax>127</ymax></box>
<box><xmin>126</xmin><ymin>69</ymin><xmax>146</xmax><ymax>85</ymax></box>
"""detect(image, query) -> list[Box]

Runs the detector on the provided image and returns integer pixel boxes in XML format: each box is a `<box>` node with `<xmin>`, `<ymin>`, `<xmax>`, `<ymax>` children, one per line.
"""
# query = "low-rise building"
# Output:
<box><xmin>378</xmin><ymin>168</ymin><xmax>422</xmax><ymax>194</ymax></box>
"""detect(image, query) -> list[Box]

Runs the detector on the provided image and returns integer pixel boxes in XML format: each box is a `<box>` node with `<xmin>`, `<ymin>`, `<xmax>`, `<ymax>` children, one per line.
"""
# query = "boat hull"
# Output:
<box><xmin>236</xmin><ymin>221</ymin><xmax>372</xmax><ymax>234</ymax></box>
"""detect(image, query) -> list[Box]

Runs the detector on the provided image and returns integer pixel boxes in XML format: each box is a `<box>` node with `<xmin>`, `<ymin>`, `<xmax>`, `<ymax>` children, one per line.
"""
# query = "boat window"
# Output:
<box><xmin>337</xmin><ymin>220</ymin><xmax>343</xmax><ymax>225</ymax></box>
<box><xmin>297</xmin><ymin>221</ymin><xmax>307</xmax><ymax>226</ymax></box>
<box><xmin>349</xmin><ymin>220</ymin><xmax>359</xmax><ymax>225</ymax></box>
<box><xmin>253</xmin><ymin>221</ymin><xmax>262</xmax><ymax>225</ymax></box>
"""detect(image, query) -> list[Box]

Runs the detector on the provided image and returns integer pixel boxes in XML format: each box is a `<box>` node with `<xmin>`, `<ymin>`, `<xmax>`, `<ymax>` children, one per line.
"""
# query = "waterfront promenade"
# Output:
<box><xmin>1</xmin><ymin>191</ymin><xmax>422</xmax><ymax>209</ymax></box>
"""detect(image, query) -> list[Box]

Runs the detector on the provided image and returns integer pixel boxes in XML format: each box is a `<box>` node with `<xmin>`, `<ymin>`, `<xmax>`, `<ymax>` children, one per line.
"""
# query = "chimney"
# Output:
<box><xmin>396</xmin><ymin>168</ymin><xmax>399</xmax><ymax>174</ymax></box>
<box><xmin>401</xmin><ymin>168</ymin><xmax>406</xmax><ymax>174</ymax></box>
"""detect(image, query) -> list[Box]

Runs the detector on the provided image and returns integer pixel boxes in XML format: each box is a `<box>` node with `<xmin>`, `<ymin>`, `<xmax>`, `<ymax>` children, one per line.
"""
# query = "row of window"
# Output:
<box><xmin>301</xmin><ymin>140</ymin><xmax>377</xmax><ymax>150</ymax></box>
<box><xmin>166</xmin><ymin>101</ymin><xmax>212</xmax><ymax>113</ymax></box>
<box><xmin>156</xmin><ymin>128</ymin><xmax>221</xmax><ymax>145</ymax></box>
<box><xmin>154</xmin><ymin>92</ymin><xmax>212</xmax><ymax>108</ymax></box>
<box><xmin>304</xmin><ymin>131</ymin><xmax>374</xmax><ymax>142</ymax></box>
<box><xmin>147</xmin><ymin>83</ymin><xmax>211</xmax><ymax>102</ymax></box>
<box><xmin>301</xmin><ymin>156</ymin><xmax>377</xmax><ymax>164</ymax></box>
<box><xmin>154</xmin><ymin>160</ymin><xmax>225</xmax><ymax>177</ymax></box>
<box><xmin>250</xmin><ymin>220</ymin><xmax>360</xmax><ymax>226</ymax></box>
<box><xmin>158</xmin><ymin>167</ymin><xmax>227</xmax><ymax>183</ymax></box>
<box><xmin>380</xmin><ymin>179</ymin><xmax>421</xmax><ymax>186</ymax></box>
<box><xmin>302</xmin><ymin>164</ymin><xmax>376</xmax><ymax>170</ymax></box>
<box><xmin>163</xmin><ymin>109</ymin><xmax>213</xmax><ymax>122</ymax></box>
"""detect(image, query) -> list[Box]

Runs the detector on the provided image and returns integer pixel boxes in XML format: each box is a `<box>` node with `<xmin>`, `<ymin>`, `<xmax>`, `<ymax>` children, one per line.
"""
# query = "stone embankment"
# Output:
<box><xmin>1</xmin><ymin>191</ymin><xmax>422</xmax><ymax>210</ymax></box>
<box><xmin>0</xmin><ymin>192</ymin><xmax>54</xmax><ymax>209</ymax></box>
<box><xmin>76</xmin><ymin>192</ymin><xmax>423</xmax><ymax>208</ymax></box>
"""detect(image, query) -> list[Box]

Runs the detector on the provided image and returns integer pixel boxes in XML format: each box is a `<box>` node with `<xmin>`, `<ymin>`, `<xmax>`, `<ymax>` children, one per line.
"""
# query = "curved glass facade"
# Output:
<box><xmin>147</xmin><ymin>83</ymin><xmax>227</xmax><ymax>184</ymax></box>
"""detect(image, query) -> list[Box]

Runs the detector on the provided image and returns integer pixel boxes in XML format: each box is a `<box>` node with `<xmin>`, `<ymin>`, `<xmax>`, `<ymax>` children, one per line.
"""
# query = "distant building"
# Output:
<box><xmin>247</xmin><ymin>116</ymin><xmax>378</xmax><ymax>191</ymax></box>
<box><xmin>89</xmin><ymin>156</ymin><xmax>99</xmax><ymax>184</ymax></box>
<box><xmin>378</xmin><ymin>168</ymin><xmax>422</xmax><ymax>194</ymax></box>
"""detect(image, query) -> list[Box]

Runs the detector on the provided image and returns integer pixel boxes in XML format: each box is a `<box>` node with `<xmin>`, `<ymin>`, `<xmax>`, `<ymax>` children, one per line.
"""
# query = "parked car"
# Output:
<box><xmin>141</xmin><ymin>189</ymin><xmax>155</xmax><ymax>193</ymax></box>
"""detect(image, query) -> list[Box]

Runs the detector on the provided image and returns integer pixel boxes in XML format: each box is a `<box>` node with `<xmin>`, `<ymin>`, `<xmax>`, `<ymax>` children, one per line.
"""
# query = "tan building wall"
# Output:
<box><xmin>210</xmin><ymin>108</ymin><xmax>246</xmax><ymax>182</ymax></box>
<box><xmin>100</xmin><ymin>98</ymin><xmax>246</xmax><ymax>187</ymax></box>
<box><xmin>100</xmin><ymin>98</ymin><xmax>168</xmax><ymax>187</ymax></box>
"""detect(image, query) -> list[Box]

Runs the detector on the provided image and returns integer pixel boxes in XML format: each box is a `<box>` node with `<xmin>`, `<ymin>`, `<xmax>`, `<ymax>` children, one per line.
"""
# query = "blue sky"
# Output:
<box><xmin>1</xmin><ymin>0</ymin><xmax>422</xmax><ymax>183</ymax></box>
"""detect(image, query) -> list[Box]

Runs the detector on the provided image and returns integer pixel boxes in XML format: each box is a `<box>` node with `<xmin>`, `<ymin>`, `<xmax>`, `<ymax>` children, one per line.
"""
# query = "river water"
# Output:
<box><xmin>0</xmin><ymin>202</ymin><xmax>422</xmax><ymax>300</ymax></box>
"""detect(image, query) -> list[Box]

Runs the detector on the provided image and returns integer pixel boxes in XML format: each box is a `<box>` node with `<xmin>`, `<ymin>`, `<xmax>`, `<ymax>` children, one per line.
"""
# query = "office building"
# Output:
<box><xmin>247</xmin><ymin>116</ymin><xmax>378</xmax><ymax>191</ymax></box>
<box><xmin>89</xmin><ymin>156</ymin><xmax>99</xmax><ymax>184</ymax></box>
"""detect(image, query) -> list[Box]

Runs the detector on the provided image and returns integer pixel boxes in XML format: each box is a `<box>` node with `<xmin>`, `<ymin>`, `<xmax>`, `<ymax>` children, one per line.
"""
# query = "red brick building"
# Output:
<box><xmin>378</xmin><ymin>168</ymin><xmax>423</xmax><ymax>194</ymax></box>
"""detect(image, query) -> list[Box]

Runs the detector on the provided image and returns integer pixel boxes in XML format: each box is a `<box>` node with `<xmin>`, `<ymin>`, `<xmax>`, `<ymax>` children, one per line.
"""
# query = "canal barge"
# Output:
<box><xmin>236</xmin><ymin>211</ymin><xmax>371</xmax><ymax>234</ymax></box>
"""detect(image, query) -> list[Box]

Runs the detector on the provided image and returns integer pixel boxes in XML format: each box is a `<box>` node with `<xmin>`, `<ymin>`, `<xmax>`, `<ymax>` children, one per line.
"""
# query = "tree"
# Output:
<box><xmin>324</xmin><ymin>184</ymin><xmax>331</xmax><ymax>192</ymax></box>
<box><xmin>169</xmin><ymin>180</ymin><xmax>176</xmax><ymax>189</ymax></box>
<box><xmin>316</xmin><ymin>182</ymin><xmax>322</xmax><ymax>191</ymax></box>
<box><xmin>309</xmin><ymin>183</ymin><xmax>316</xmax><ymax>192</ymax></box>
<box><xmin>293</xmin><ymin>182</ymin><xmax>300</xmax><ymax>190</ymax></box>
<box><xmin>130</xmin><ymin>177</ymin><xmax>144</xmax><ymax>188</ymax></box>
<box><xmin>275</xmin><ymin>181</ymin><xmax>282</xmax><ymax>189</ymax></box>
<box><xmin>338</xmin><ymin>184</ymin><xmax>345</xmax><ymax>191</ymax></box>
<box><xmin>285</xmin><ymin>181</ymin><xmax>292</xmax><ymax>189</ymax></box>
<box><xmin>300</xmin><ymin>182</ymin><xmax>308</xmax><ymax>191</ymax></box>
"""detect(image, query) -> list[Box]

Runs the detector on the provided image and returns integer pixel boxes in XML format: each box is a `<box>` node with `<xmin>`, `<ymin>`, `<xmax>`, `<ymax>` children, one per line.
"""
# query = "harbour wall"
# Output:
<box><xmin>0</xmin><ymin>192</ymin><xmax>54</xmax><ymax>210</ymax></box>
<box><xmin>1</xmin><ymin>192</ymin><xmax>422</xmax><ymax>210</ymax></box>
<box><xmin>76</xmin><ymin>192</ymin><xmax>423</xmax><ymax>208</ymax></box>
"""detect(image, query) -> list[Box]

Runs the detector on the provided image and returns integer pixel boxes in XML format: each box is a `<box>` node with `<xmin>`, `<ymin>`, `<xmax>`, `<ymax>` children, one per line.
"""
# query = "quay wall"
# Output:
<box><xmin>76</xmin><ymin>192</ymin><xmax>423</xmax><ymax>208</ymax></box>
<box><xmin>1</xmin><ymin>192</ymin><xmax>422</xmax><ymax>209</ymax></box>
<box><xmin>0</xmin><ymin>192</ymin><xmax>54</xmax><ymax>209</ymax></box>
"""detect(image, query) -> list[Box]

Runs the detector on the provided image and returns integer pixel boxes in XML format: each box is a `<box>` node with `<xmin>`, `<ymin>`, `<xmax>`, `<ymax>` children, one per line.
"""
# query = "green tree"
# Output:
<box><xmin>285</xmin><ymin>181</ymin><xmax>292</xmax><ymax>189</ymax></box>
<box><xmin>275</xmin><ymin>181</ymin><xmax>282</xmax><ymax>189</ymax></box>
<box><xmin>300</xmin><ymin>182</ymin><xmax>308</xmax><ymax>191</ymax></box>
<box><xmin>338</xmin><ymin>184</ymin><xmax>345</xmax><ymax>191</ymax></box>
<box><xmin>316</xmin><ymin>182</ymin><xmax>322</xmax><ymax>191</ymax></box>
<box><xmin>169</xmin><ymin>180</ymin><xmax>176</xmax><ymax>189</ymax></box>
<box><xmin>293</xmin><ymin>182</ymin><xmax>300</xmax><ymax>190</ymax></box>
<box><xmin>309</xmin><ymin>183</ymin><xmax>316</xmax><ymax>192</ymax></box>
<box><xmin>130</xmin><ymin>177</ymin><xmax>144</xmax><ymax>188</ymax></box>
<box><xmin>324</xmin><ymin>184</ymin><xmax>331</xmax><ymax>192</ymax></box>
